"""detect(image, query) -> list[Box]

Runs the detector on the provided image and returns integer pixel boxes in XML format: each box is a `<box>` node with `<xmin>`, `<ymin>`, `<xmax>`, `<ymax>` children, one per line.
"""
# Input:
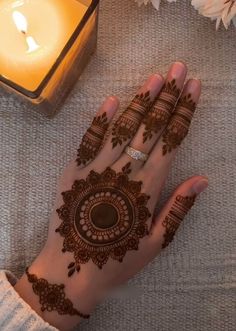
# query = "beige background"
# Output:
<box><xmin>0</xmin><ymin>0</ymin><xmax>236</xmax><ymax>330</ymax></box>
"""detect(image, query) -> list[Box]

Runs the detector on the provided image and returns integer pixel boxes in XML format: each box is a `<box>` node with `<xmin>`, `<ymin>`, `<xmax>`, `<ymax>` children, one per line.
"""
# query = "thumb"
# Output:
<box><xmin>147</xmin><ymin>176</ymin><xmax>208</xmax><ymax>253</ymax></box>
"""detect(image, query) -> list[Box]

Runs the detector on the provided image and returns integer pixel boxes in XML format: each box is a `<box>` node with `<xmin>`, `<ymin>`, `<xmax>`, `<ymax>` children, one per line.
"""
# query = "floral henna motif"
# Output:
<box><xmin>143</xmin><ymin>79</ymin><xmax>180</xmax><ymax>142</ymax></box>
<box><xmin>67</xmin><ymin>262</ymin><xmax>81</xmax><ymax>277</ymax></box>
<box><xmin>162</xmin><ymin>93</ymin><xmax>196</xmax><ymax>155</ymax></box>
<box><xmin>111</xmin><ymin>91</ymin><xmax>151</xmax><ymax>148</ymax></box>
<box><xmin>76</xmin><ymin>112</ymin><xmax>109</xmax><ymax>166</ymax></box>
<box><xmin>56</xmin><ymin>163</ymin><xmax>151</xmax><ymax>275</ymax></box>
<box><xmin>25</xmin><ymin>268</ymin><xmax>90</xmax><ymax>319</ymax></box>
<box><xmin>162</xmin><ymin>195</ymin><xmax>196</xmax><ymax>249</ymax></box>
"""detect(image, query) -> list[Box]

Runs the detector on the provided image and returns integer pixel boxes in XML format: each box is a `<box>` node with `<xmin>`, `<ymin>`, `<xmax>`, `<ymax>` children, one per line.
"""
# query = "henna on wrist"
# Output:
<box><xmin>162</xmin><ymin>195</ymin><xmax>196</xmax><ymax>248</ymax></box>
<box><xmin>25</xmin><ymin>268</ymin><xmax>90</xmax><ymax>319</ymax></box>
<box><xmin>162</xmin><ymin>93</ymin><xmax>196</xmax><ymax>155</ymax></box>
<box><xmin>111</xmin><ymin>91</ymin><xmax>151</xmax><ymax>148</ymax></box>
<box><xmin>56</xmin><ymin>163</ymin><xmax>151</xmax><ymax>276</ymax></box>
<box><xmin>76</xmin><ymin>112</ymin><xmax>109</xmax><ymax>166</ymax></box>
<box><xmin>143</xmin><ymin>79</ymin><xmax>180</xmax><ymax>143</ymax></box>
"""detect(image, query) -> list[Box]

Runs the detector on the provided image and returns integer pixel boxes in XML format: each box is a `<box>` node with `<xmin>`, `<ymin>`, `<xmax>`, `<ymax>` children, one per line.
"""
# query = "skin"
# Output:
<box><xmin>14</xmin><ymin>62</ymin><xmax>208</xmax><ymax>331</ymax></box>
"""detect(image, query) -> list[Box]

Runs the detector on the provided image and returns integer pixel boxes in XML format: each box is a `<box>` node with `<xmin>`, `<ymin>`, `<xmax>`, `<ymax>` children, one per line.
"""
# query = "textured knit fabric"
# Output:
<box><xmin>0</xmin><ymin>0</ymin><xmax>236</xmax><ymax>331</ymax></box>
<box><xmin>0</xmin><ymin>271</ymin><xmax>57</xmax><ymax>331</ymax></box>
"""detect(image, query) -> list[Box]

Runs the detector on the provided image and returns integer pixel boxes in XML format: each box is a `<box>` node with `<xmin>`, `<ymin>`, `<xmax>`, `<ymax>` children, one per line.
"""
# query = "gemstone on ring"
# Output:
<box><xmin>124</xmin><ymin>146</ymin><xmax>149</xmax><ymax>162</ymax></box>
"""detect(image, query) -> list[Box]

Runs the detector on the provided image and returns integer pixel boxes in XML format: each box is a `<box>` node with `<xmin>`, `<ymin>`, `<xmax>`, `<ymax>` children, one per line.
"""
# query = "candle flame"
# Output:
<box><xmin>13</xmin><ymin>10</ymin><xmax>39</xmax><ymax>53</ymax></box>
<box><xmin>12</xmin><ymin>11</ymin><xmax>27</xmax><ymax>33</ymax></box>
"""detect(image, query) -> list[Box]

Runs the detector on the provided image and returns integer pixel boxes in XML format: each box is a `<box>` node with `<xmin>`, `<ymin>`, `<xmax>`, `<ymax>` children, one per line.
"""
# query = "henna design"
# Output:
<box><xmin>111</xmin><ymin>91</ymin><xmax>151</xmax><ymax>148</ymax></box>
<box><xmin>67</xmin><ymin>262</ymin><xmax>80</xmax><ymax>277</ymax></box>
<box><xmin>122</xmin><ymin>162</ymin><xmax>132</xmax><ymax>175</ymax></box>
<box><xmin>162</xmin><ymin>195</ymin><xmax>195</xmax><ymax>249</ymax></box>
<box><xmin>25</xmin><ymin>268</ymin><xmax>90</xmax><ymax>319</ymax></box>
<box><xmin>143</xmin><ymin>80</ymin><xmax>180</xmax><ymax>143</ymax></box>
<box><xmin>162</xmin><ymin>93</ymin><xmax>196</xmax><ymax>155</ymax></box>
<box><xmin>56</xmin><ymin>163</ymin><xmax>151</xmax><ymax>273</ymax></box>
<box><xmin>76</xmin><ymin>112</ymin><xmax>109</xmax><ymax>166</ymax></box>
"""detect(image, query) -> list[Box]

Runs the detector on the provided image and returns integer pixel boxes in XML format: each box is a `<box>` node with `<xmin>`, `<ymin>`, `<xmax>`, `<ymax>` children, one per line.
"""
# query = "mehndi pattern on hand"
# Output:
<box><xmin>143</xmin><ymin>79</ymin><xmax>180</xmax><ymax>143</ymax></box>
<box><xmin>56</xmin><ymin>163</ymin><xmax>151</xmax><ymax>276</ymax></box>
<box><xmin>25</xmin><ymin>268</ymin><xmax>90</xmax><ymax>319</ymax></box>
<box><xmin>162</xmin><ymin>195</ymin><xmax>195</xmax><ymax>248</ymax></box>
<box><xmin>76</xmin><ymin>112</ymin><xmax>109</xmax><ymax>166</ymax></box>
<box><xmin>111</xmin><ymin>91</ymin><xmax>151</xmax><ymax>148</ymax></box>
<box><xmin>162</xmin><ymin>93</ymin><xmax>196</xmax><ymax>155</ymax></box>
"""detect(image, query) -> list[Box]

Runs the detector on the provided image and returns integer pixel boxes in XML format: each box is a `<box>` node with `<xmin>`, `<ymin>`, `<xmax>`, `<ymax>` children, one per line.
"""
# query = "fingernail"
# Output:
<box><xmin>192</xmin><ymin>178</ymin><xmax>208</xmax><ymax>195</ymax></box>
<box><xmin>153</xmin><ymin>73</ymin><xmax>164</xmax><ymax>81</ymax></box>
<box><xmin>105</xmin><ymin>96</ymin><xmax>119</xmax><ymax>109</ymax></box>
<box><xmin>145</xmin><ymin>74</ymin><xmax>165</xmax><ymax>99</ymax></box>
<box><xmin>169</xmin><ymin>61</ymin><xmax>187</xmax><ymax>79</ymax></box>
<box><xmin>186</xmin><ymin>79</ymin><xmax>202</xmax><ymax>93</ymax></box>
<box><xmin>147</xmin><ymin>73</ymin><xmax>164</xmax><ymax>86</ymax></box>
<box><xmin>108</xmin><ymin>96</ymin><xmax>119</xmax><ymax>106</ymax></box>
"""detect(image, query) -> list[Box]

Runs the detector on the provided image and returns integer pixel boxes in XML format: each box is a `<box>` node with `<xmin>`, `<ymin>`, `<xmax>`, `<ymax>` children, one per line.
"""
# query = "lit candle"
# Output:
<box><xmin>0</xmin><ymin>0</ymin><xmax>87</xmax><ymax>91</ymax></box>
<box><xmin>0</xmin><ymin>0</ymin><xmax>99</xmax><ymax>116</ymax></box>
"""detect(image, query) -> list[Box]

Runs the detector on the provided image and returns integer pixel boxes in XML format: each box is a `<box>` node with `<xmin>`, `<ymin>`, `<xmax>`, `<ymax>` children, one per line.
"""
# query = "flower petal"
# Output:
<box><xmin>151</xmin><ymin>0</ymin><xmax>161</xmax><ymax>10</ymax></box>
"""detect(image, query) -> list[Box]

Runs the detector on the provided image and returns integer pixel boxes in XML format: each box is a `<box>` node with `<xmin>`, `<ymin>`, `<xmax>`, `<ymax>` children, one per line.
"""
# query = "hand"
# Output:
<box><xmin>15</xmin><ymin>62</ymin><xmax>208</xmax><ymax>331</ymax></box>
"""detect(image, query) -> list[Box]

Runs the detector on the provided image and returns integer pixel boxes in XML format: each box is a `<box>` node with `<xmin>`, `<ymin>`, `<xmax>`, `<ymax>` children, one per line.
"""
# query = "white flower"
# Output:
<box><xmin>135</xmin><ymin>0</ymin><xmax>177</xmax><ymax>11</ymax></box>
<box><xmin>192</xmin><ymin>0</ymin><xmax>236</xmax><ymax>29</ymax></box>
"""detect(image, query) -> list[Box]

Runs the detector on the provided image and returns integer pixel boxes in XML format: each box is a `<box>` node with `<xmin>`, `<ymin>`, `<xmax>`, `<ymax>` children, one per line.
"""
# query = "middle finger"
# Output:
<box><xmin>116</xmin><ymin>62</ymin><xmax>187</xmax><ymax>172</ymax></box>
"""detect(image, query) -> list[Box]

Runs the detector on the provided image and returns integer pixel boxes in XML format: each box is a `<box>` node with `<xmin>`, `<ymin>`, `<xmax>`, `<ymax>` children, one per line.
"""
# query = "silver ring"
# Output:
<box><xmin>124</xmin><ymin>146</ymin><xmax>149</xmax><ymax>162</ymax></box>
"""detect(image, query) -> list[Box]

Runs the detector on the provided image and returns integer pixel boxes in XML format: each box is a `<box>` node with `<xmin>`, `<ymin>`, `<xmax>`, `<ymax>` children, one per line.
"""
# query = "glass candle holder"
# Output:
<box><xmin>0</xmin><ymin>0</ymin><xmax>99</xmax><ymax>117</ymax></box>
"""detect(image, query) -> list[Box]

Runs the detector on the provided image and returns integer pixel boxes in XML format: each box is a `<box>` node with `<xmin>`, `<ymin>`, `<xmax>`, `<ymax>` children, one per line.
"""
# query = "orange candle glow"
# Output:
<box><xmin>0</xmin><ymin>0</ymin><xmax>99</xmax><ymax>116</ymax></box>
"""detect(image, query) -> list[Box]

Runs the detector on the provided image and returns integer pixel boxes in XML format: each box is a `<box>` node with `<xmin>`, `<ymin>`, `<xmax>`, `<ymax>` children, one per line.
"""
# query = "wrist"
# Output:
<box><xmin>14</xmin><ymin>248</ymin><xmax>100</xmax><ymax>331</ymax></box>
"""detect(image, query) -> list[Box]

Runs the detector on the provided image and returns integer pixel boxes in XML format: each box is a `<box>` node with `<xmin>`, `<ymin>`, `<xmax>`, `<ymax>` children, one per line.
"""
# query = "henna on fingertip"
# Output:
<box><xmin>143</xmin><ymin>79</ymin><xmax>180</xmax><ymax>143</ymax></box>
<box><xmin>111</xmin><ymin>91</ymin><xmax>152</xmax><ymax>148</ymax></box>
<box><xmin>162</xmin><ymin>93</ymin><xmax>196</xmax><ymax>155</ymax></box>
<box><xmin>76</xmin><ymin>112</ymin><xmax>109</xmax><ymax>166</ymax></box>
<box><xmin>162</xmin><ymin>195</ymin><xmax>196</xmax><ymax>248</ymax></box>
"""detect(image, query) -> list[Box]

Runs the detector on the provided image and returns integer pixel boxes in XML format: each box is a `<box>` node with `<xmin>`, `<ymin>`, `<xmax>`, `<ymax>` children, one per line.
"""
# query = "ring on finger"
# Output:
<box><xmin>124</xmin><ymin>146</ymin><xmax>149</xmax><ymax>162</ymax></box>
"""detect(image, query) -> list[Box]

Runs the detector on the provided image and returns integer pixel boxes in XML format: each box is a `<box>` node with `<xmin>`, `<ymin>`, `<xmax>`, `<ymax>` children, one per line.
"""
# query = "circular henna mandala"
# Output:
<box><xmin>56</xmin><ymin>164</ymin><xmax>151</xmax><ymax>272</ymax></box>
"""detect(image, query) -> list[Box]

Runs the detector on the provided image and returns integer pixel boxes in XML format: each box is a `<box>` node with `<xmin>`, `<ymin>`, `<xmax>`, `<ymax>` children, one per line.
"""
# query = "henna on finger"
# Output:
<box><xmin>143</xmin><ymin>80</ymin><xmax>180</xmax><ymax>143</ymax></box>
<box><xmin>76</xmin><ymin>112</ymin><xmax>109</xmax><ymax>166</ymax></box>
<box><xmin>162</xmin><ymin>195</ymin><xmax>195</xmax><ymax>248</ymax></box>
<box><xmin>56</xmin><ymin>162</ymin><xmax>151</xmax><ymax>275</ymax></box>
<box><xmin>111</xmin><ymin>91</ymin><xmax>151</xmax><ymax>148</ymax></box>
<box><xmin>162</xmin><ymin>93</ymin><xmax>196</xmax><ymax>155</ymax></box>
<box><xmin>25</xmin><ymin>268</ymin><xmax>90</xmax><ymax>319</ymax></box>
